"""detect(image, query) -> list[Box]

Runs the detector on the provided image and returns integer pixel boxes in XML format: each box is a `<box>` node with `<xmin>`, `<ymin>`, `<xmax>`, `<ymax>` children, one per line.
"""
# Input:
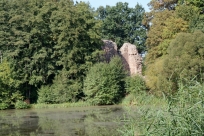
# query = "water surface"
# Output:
<box><xmin>0</xmin><ymin>105</ymin><xmax>130</xmax><ymax>136</ymax></box>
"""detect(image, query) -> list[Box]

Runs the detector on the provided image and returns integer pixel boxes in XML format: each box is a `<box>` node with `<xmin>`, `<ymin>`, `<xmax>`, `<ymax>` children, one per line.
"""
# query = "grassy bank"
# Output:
<box><xmin>121</xmin><ymin>93</ymin><xmax>167</xmax><ymax>108</ymax></box>
<box><xmin>31</xmin><ymin>101</ymin><xmax>93</xmax><ymax>109</ymax></box>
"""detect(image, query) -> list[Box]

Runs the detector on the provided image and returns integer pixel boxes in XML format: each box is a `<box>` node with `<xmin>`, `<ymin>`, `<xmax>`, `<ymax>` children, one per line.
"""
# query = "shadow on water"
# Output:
<box><xmin>0</xmin><ymin>105</ymin><xmax>131</xmax><ymax>136</ymax></box>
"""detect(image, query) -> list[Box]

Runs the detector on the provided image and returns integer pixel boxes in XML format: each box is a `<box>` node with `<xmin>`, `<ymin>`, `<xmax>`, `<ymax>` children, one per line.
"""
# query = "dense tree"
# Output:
<box><xmin>145</xmin><ymin>9</ymin><xmax>188</xmax><ymax>64</ymax></box>
<box><xmin>148</xmin><ymin>0</ymin><xmax>178</xmax><ymax>10</ymax></box>
<box><xmin>175</xmin><ymin>3</ymin><xmax>204</xmax><ymax>32</ymax></box>
<box><xmin>162</xmin><ymin>31</ymin><xmax>204</xmax><ymax>90</ymax></box>
<box><xmin>0</xmin><ymin>0</ymin><xmax>10</xmax><ymax>52</ymax></box>
<box><xmin>177</xmin><ymin>1</ymin><xmax>204</xmax><ymax>32</ymax></box>
<box><xmin>0</xmin><ymin>0</ymin><xmax>102</xmax><ymax>104</ymax></box>
<box><xmin>146</xmin><ymin>31</ymin><xmax>204</xmax><ymax>95</ymax></box>
<box><xmin>178</xmin><ymin>0</ymin><xmax>204</xmax><ymax>12</ymax></box>
<box><xmin>0</xmin><ymin>60</ymin><xmax>22</xmax><ymax>108</ymax></box>
<box><xmin>144</xmin><ymin>0</ymin><xmax>204</xmax><ymax>60</ymax></box>
<box><xmin>4</xmin><ymin>0</ymin><xmax>56</xmax><ymax>102</ymax></box>
<box><xmin>144</xmin><ymin>0</ymin><xmax>196</xmax><ymax>94</ymax></box>
<box><xmin>143</xmin><ymin>0</ymin><xmax>190</xmax><ymax>65</ymax></box>
<box><xmin>96</xmin><ymin>2</ymin><xmax>147</xmax><ymax>53</ymax></box>
<box><xmin>145</xmin><ymin>55</ymin><xmax>181</xmax><ymax>95</ymax></box>
<box><xmin>50</xmin><ymin>1</ymin><xmax>103</xmax><ymax>101</ymax></box>
<box><xmin>194</xmin><ymin>14</ymin><xmax>204</xmax><ymax>32</ymax></box>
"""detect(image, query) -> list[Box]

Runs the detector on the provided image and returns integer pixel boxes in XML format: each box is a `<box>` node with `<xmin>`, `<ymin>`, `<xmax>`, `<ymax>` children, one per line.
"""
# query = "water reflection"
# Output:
<box><xmin>0</xmin><ymin>106</ymin><xmax>128</xmax><ymax>136</ymax></box>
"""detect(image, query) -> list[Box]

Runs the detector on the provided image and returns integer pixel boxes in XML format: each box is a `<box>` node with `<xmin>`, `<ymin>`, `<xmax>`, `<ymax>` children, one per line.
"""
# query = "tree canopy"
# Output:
<box><xmin>96</xmin><ymin>2</ymin><xmax>147</xmax><ymax>53</ymax></box>
<box><xmin>0</xmin><ymin>0</ymin><xmax>103</xmax><ymax>105</ymax></box>
<box><xmin>144</xmin><ymin>0</ymin><xmax>204</xmax><ymax>95</ymax></box>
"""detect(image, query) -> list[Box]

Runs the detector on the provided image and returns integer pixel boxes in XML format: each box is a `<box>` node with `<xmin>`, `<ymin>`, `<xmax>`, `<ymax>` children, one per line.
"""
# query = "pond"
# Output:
<box><xmin>0</xmin><ymin>105</ymin><xmax>133</xmax><ymax>136</ymax></box>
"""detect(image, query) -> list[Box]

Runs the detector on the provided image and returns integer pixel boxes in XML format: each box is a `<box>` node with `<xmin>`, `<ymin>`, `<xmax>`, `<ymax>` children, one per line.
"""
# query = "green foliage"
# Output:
<box><xmin>51</xmin><ymin>1</ymin><xmax>103</xmax><ymax>92</ymax></box>
<box><xmin>96</xmin><ymin>2</ymin><xmax>147</xmax><ymax>53</ymax></box>
<box><xmin>84</xmin><ymin>56</ymin><xmax>127</xmax><ymax>105</ymax></box>
<box><xmin>162</xmin><ymin>31</ymin><xmax>204</xmax><ymax>92</ymax></box>
<box><xmin>15</xmin><ymin>100</ymin><xmax>30</xmax><ymax>109</ymax></box>
<box><xmin>144</xmin><ymin>0</ymin><xmax>204</xmax><ymax>95</ymax></box>
<box><xmin>0</xmin><ymin>103</ymin><xmax>9</xmax><ymax>110</ymax></box>
<box><xmin>145</xmin><ymin>10</ymin><xmax>188</xmax><ymax>63</ymax></box>
<box><xmin>0</xmin><ymin>60</ymin><xmax>23</xmax><ymax>107</ymax></box>
<box><xmin>178</xmin><ymin>0</ymin><xmax>204</xmax><ymax>12</ymax></box>
<box><xmin>38</xmin><ymin>73</ymin><xmax>83</xmax><ymax>104</ymax></box>
<box><xmin>146</xmin><ymin>31</ymin><xmax>204</xmax><ymax>95</ymax></box>
<box><xmin>10</xmin><ymin>91</ymin><xmax>24</xmax><ymax>105</ymax></box>
<box><xmin>145</xmin><ymin>58</ymin><xmax>167</xmax><ymax>95</ymax></box>
<box><xmin>148</xmin><ymin>0</ymin><xmax>178</xmax><ymax>10</ymax></box>
<box><xmin>125</xmin><ymin>75</ymin><xmax>146</xmax><ymax>95</ymax></box>
<box><xmin>50</xmin><ymin>72</ymin><xmax>83</xmax><ymax>103</ymax></box>
<box><xmin>0</xmin><ymin>0</ymin><xmax>102</xmax><ymax>104</ymax></box>
<box><xmin>37</xmin><ymin>85</ymin><xmax>54</xmax><ymax>104</ymax></box>
<box><xmin>6</xmin><ymin>0</ymin><xmax>59</xmax><ymax>99</ymax></box>
<box><xmin>0</xmin><ymin>60</ymin><xmax>20</xmax><ymax>88</ymax></box>
<box><xmin>194</xmin><ymin>14</ymin><xmax>204</xmax><ymax>32</ymax></box>
<box><xmin>175</xmin><ymin>4</ymin><xmax>202</xmax><ymax>32</ymax></box>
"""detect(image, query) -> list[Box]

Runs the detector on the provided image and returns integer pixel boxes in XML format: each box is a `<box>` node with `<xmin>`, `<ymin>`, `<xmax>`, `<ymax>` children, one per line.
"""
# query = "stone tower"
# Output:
<box><xmin>102</xmin><ymin>40</ymin><xmax>118</xmax><ymax>62</ymax></box>
<box><xmin>119</xmin><ymin>43</ymin><xmax>142</xmax><ymax>75</ymax></box>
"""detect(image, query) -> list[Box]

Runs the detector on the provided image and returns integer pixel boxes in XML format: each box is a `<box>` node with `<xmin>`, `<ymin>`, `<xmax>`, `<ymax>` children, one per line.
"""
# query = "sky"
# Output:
<box><xmin>77</xmin><ymin>0</ymin><xmax>150</xmax><ymax>12</ymax></box>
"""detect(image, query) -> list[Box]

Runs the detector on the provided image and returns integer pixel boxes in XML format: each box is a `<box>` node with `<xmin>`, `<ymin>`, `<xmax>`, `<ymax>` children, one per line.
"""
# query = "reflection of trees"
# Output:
<box><xmin>36</xmin><ymin>110</ymin><xmax>86</xmax><ymax>136</ymax></box>
<box><xmin>84</xmin><ymin>107</ymin><xmax>125</xmax><ymax>136</ymax></box>
<box><xmin>37</xmin><ymin>106</ymin><xmax>125</xmax><ymax>136</ymax></box>
<box><xmin>0</xmin><ymin>106</ymin><xmax>128</xmax><ymax>136</ymax></box>
<box><xmin>0</xmin><ymin>110</ymin><xmax>39</xmax><ymax>136</ymax></box>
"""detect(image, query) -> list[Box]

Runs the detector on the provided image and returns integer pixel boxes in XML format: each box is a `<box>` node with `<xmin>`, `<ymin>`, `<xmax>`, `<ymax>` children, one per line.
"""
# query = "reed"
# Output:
<box><xmin>120</xmin><ymin>79</ymin><xmax>204</xmax><ymax>136</ymax></box>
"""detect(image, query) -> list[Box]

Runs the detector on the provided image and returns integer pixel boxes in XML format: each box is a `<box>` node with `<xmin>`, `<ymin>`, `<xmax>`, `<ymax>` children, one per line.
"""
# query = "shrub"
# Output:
<box><xmin>0</xmin><ymin>103</ymin><xmax>9</xmax><ymax>110</ymax></box>
<box><xmin>50</xmin><ymin>73</ymin><xmax>83</xmax><ymax>103</ymax></box>
<box><xmin>37</xmin><ymin>85</ymin><xmax>55</xmax><ymax>104</ymax></box>
<box><xmin>37</xmin><ymin>77</ymin><xmax>82</xmax><ymax>104</ymax></box>
<box><xmin>145</xmin><ymin>57</ymin><xmax>174</xmax><ymax>96</ymax></box>
<box><xmin>15</xmin><ymin>100</ymin><xmax>30</xmax><ymax>109</ymax></box>
<box><xmin>84</xmin><ymin>56</ymin><xmax>127</xmax><ymax>105</ymax></box>
<box><xmin>125</xmin><ymin>75</ymin><xmax>146</xmax><ymax>95</ymax></box>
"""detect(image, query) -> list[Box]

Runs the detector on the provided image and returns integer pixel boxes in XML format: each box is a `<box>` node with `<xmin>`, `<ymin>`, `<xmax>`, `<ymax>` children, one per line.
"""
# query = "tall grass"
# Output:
<box><xmin>120</xmin><ymin>79</ymin><xmax>204</xmax><ymax>136</ymax></box>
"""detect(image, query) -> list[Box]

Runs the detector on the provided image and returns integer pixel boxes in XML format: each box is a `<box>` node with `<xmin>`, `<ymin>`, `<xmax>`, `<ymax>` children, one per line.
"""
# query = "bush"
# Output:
<box><xmin>37</xmin><ymin>86</ymin><xmax>55</xmax><ymax>104</ymax></box>
<box><xmin>145</xmin><ymin>57</ymin><xmax>174</xmax><ymax>96</ymax></box>
<box><xmin>125</xmin><ymin>75</ymin><xmax>146</xmax><ymax>95</ymax></box>
<box><xmin>84</xmin><ymin>56</ymin><xmax>127</xmax><ymax>105</ymax></box>
<box><xmin>122</xmin><ymin>76</ymin><xmax>147</xmax><ymax>106</ymax></box>
<box><xmin>15</xmin><ymin>100</ymin><xmax>30</xmax><ymax>109</ymax></box>
<box><xmin>0</xmin><ymin>103</ymin><xmax>9</xmax><ymax>110</ymax></box>
<box><xmin>37</xmin><ymin>77</ymin><xmax>82</xmax><ymax>104</ymax></box>
<box><xmin>50</xmin><ymin>73</ymin><xmax>83</xmax><ymax>103</ymax></box>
